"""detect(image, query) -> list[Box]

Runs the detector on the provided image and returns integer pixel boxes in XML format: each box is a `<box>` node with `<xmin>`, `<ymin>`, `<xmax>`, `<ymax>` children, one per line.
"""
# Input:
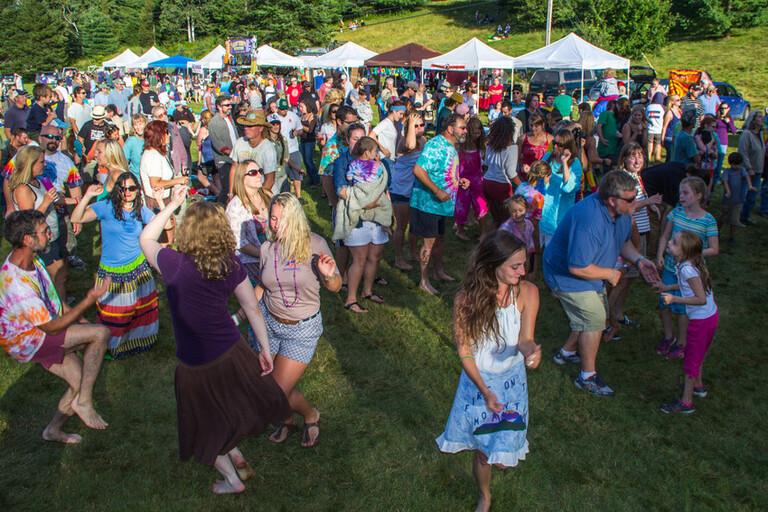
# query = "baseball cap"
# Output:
<box><xmin>277</xmin><ymin>98</ymin><xmax>289</xmax><ymax>110</ymax></box>
<box><xmin>267</xmin><ymin>113</ymin><xmax>282</xmax><ymax>124</ymax></box>
<box><xmin>92</xmin><ymin>105</ymin><xmax>107</xmax><ymax>119</ymax></box>
<box><xmin>440</xmin><ymin>80</ymin><xmax>451</xmax><ymax>91</ymax></box>
<box><xmin>406</xmin><ymin>81</ymin><xmax>419</xmax><ymax>90</ymax></box>
<box><xmin>140</xmin><ymin>79</ymin><xmax>150</xmax><ymax>86</ymax></box>
<box><xmin>450</xmin><ymin>92</ymin><xmax>464</xmax><ymax>103</ymax></box>
<box><xmin>14</xmin><ymin>89</ymin><xmax>27</xmax><ymax>96</ymax></box>
<box><xmin>455</xmin><ymin>103</ymin><xmax>470</xmax><ymax>115</ymax></box>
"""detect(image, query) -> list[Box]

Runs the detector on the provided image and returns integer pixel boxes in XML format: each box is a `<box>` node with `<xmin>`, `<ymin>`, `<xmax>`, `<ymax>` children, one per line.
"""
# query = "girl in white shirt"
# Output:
<box><xmin>658</xmin><ymin>231</ymin><xmax>719</xmax><ymax>415</ymax></box>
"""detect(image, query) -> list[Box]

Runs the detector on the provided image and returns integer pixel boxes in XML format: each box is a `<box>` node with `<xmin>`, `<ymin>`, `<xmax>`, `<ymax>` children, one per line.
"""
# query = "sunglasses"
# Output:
<box><xmin>414</xmin><ymin>123</ymin><xmax>425</xmax><ymax>128</ymax></box>
<box><xmin>120</xmin><ymin>185</ymin><xmax>139</xmax><ymax>192</ymax></box>
<box><xmin>245</xmin><ymin>168</ymin><xmax>263</xmax><ymax>177</ymax></box>
<box><xmin>42</xmin><ymin>134</ymin><xmax>62</xmax><ymax>141</ymax></box>
<box><xmin>221</xmin><ymin>103</ymin><xmax>232</xmax><ymax>107</ymax></box>
<box><xmin>613</xmin><ymin>193</ymin><xmax>637</xmax><ymax>203</ymax></box>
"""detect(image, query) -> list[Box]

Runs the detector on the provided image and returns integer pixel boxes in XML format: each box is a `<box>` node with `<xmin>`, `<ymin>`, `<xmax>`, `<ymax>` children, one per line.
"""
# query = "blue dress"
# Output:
<box><xmin>436</xmin><ymin>301</ymin><xmax>530</xmax><ymax>467</ymax></box>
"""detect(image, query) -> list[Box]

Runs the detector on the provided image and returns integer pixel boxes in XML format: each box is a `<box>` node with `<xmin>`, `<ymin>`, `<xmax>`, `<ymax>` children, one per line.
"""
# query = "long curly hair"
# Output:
<box><xmin>454</xmin><ymin>230</ymin><xmax>527</xmax><ymax>350</ymax></box>
<box><xmin>268</xmin><ymin>192</ymin><xmax>311</xmax><ymax>264</ymax></box>
<box><xmin>109</xmin><ymin>172</ymin><xmax>144</xmax><ymax>221</ymax></box>
<box><xmin>176</xmin><ymin>201</ymin><xmax>237</xmax><ymax>280</ymax></box>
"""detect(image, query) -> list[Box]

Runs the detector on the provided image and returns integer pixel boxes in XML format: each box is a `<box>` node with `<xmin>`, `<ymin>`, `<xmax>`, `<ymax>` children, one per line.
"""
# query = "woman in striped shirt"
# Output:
<box><xmin>604</xmin><ymin>143</ymin><xmax>663</xmax><ymax>342</ymax></box>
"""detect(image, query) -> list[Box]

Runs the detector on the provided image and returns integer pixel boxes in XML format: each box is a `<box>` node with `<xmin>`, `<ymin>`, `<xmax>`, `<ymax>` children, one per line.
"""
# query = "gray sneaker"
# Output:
<box><xmin>574</xmin><ymin>373</ymin><xmax>615</xmax><ymax>397</ymax></box>
<box><xmin>553</xmin><ymin>349</ymin><xmax>581</xmax><ymax>365</ymax></box>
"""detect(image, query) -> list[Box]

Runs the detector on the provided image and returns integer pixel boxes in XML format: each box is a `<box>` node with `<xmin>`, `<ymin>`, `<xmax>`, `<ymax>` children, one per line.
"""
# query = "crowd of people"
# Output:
<box><xmin>1</xmin><ymin>64</ymin><xmax>764</xmax><ymax>509</ymax></box>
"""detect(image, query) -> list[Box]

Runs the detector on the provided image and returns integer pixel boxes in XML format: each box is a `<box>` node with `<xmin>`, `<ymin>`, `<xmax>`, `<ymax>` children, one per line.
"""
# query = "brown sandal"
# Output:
<box><xmin>301</xmin><ymin>420</ymin><xmax>320</xmax><ymax>448</ymax></box>
<box><xmin>268</xmin><ymin>422</ymin><xmax>297</xmax><ymax>444</ymax></box>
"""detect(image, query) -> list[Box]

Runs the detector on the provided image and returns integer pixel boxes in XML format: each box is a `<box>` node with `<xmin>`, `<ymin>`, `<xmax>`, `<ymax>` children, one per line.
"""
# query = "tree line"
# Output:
<box><xmin>0</xmin><ymin>0</ymin><xmax>765</xmax><ymax>75</ymax></box>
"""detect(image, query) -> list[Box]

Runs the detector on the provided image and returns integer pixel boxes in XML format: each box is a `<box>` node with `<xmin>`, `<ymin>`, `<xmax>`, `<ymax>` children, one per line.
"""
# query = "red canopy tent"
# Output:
<box><xmin>364</xmin><ymin>43</ymin><xmax>441</xmax><ymax>68</ymax></box>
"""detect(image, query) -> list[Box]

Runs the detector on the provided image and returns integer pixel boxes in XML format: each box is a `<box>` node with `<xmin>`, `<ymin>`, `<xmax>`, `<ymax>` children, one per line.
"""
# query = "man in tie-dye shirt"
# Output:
<box><xmin>410</xmin><ymin>113</ymin><xmax>465</xmax><ymax>295</ymax></box>
<box><xmin>0</xmin><ymin>210</ymin><xmax>111</xmax><ymax>442</ymax></box>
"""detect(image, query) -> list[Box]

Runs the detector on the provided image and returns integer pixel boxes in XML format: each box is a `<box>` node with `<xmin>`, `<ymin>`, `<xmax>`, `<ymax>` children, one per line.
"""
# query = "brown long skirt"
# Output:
<box><xmin>175</xmin><ymin>339</ymin><xmax>290</xmax><ymax>465</ymax></box>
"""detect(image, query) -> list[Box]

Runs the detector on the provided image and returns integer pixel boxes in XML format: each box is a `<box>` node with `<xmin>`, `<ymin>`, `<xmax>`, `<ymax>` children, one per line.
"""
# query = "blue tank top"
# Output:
<box><xmin>200</xmin><ymin>136</ymin><xmax>214</xmax><ymax>163</ymax></box>
<box><xmin>664</xmin><ymin>112</ymin><xmax>680</xmax><ymax>143</ymax></box>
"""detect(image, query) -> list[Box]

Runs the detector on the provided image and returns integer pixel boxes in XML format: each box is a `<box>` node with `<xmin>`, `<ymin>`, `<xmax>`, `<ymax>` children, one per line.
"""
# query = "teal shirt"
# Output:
<box><xmin>409</xmin><ymin>135</ymin><xmax>459</xmax><ymax>217</ymax></box>
<box><xmin>123</xmin><ymin>136</ymin><xmax>144</xmax><ymax>179</ymax></box>
<box><xmin>553</xmin><ymin>94</ymin><xmax>573</xmax><ymax>118</ymax></box>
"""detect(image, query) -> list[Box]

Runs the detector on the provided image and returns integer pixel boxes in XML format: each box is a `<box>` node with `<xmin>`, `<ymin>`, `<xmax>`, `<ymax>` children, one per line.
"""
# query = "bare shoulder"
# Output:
<box><xmin>517</xmin><ymin>281</ymin><xmax>540</xmax><ymax>310</ymax></box>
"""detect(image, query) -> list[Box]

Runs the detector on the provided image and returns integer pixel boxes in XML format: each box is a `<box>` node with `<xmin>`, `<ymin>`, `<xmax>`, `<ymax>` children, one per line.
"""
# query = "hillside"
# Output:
<box><xmin>336</xmin><ymin>4</ymin><xmax>768</xmax><ymax>108</ymax></box>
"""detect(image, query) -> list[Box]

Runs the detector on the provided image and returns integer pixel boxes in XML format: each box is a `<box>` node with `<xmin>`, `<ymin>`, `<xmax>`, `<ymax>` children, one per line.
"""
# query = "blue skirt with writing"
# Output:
<box><xmin>436</xmin><ymin>359</ymin><xmax>529</xmax><ymax>467</ymax></box>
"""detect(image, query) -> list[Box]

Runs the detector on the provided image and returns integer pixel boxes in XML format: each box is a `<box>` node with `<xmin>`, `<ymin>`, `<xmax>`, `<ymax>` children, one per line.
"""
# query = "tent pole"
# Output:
<box><xmin>510</xmin><ymin>66</ymin><xmax>514</xmax><ymax>100</ymax></box>
<box><xmin>580</xmin><ymin>66</ymin><xmax>584</xmax><ymax>103</ymax></box>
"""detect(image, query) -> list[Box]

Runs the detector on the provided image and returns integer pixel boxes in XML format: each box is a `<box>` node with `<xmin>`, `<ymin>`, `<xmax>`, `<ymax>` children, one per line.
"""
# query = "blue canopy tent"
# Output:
<box><xmin>147</xmin><ymin>55</ymin><xmax>196</xmax><ymax>69</ymax></box>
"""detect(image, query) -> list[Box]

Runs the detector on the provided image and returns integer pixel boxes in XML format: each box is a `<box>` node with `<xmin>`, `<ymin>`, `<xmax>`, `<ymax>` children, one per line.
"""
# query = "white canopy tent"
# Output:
<box><xmin>255</xmin><ymin>44</ymin><xmax>305</xmax><ymax>68</ymax></box>
<box><xmin>129</xmin><ymin>47</ymin><xmax>169</xmax><ymax>69</ymax></box>
<box><xmin>513</xmin><ymin>32</ymin><xmax>630</xmax><ymax>101</ymax></box>
<box><xmin>310</xmin><ymin>42</ymin><xmax>376</xmax><ymax>73</ymax></box>
<box><xmin>188</xmin><ymin>45</ymin><xmax>225</xmax><ymax>71</ymax></box>
<box><xmin>102</xmin><ymin>48</ymin><xmax>140</xmax><ymax>68</ymax></box>
<box><xmin>421</xmin><ymin>38</ymin><xmax>515</xmax><ymax>92</ymax></box>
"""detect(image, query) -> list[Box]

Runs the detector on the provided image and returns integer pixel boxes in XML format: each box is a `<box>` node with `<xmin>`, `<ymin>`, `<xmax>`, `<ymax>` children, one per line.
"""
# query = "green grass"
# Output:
<box><xmin>337</xmin><ymin>4</ymin><xmax>768</xmax><ymax>109</ymax></box>
<box><xmin>2</xmin><ymin>7</ymin><xmax>768</xmax><ymax>510</ymax></box>
<box><xmin>1</xmin><ymin>185</ymin><xmax>768</xmax><ymax>511</ymax></box>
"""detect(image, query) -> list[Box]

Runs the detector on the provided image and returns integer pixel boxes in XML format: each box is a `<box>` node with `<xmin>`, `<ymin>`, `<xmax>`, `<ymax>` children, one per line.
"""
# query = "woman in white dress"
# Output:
<box><xmin>436</xmin><ymin>229</ymin><xmax>542</xmax><ymax>512</ymax></box>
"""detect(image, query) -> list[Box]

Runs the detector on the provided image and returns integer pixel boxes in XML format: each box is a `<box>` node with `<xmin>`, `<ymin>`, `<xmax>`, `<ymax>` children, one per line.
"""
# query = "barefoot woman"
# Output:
<box><xmin>436</xmin><ymin>230</ymin><xmax>542</xmax><ymax>512</ymax></box>
<box><xmin>140</xmin><ymin>188</ymin><xmax>290</xmax><ymax>494</ymax></box>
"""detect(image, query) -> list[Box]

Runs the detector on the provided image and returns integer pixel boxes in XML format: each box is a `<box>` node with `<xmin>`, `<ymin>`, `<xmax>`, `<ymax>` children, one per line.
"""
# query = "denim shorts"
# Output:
<box><xmin>658</xmin><ymin>269</ymin><xmax>685</xmax><ymax>315</ymax></box>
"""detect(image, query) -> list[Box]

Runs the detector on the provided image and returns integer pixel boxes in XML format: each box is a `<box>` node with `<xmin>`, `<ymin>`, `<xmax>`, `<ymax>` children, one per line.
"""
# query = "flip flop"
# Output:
<box><xmin>363</xmin><ymin>293</ymin><xmax>385</xmax><ymax>304</ymax></box>
<box><xmin>268</xmin><ymin>422</ymin><xmax>297</xmax><ymax>444</ymax></box>
<box><xmin>301</xmin><ymin>420</ymin><xmax>320</xmax><ymax>448</ymax></box>
<box><xmin>344</xmin><ymin>301</ymin><xmax>368</xmax><ymax>313</ymax></box>
<box><xmin>374</xmin><ymin>277</ymin><xmax>388</xmax><ymax>286</ymax></box>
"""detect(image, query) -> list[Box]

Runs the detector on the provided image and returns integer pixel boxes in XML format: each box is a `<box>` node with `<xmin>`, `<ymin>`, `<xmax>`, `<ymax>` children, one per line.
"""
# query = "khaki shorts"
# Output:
<box><xmin>553</xmin><ymin>289</ymin><xmax>608</xmax><ymax>332</ymax></box>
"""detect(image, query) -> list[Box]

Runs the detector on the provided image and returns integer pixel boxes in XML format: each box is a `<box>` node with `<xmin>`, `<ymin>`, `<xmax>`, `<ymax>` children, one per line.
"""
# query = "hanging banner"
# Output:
<box><xmin>668</xmin><ymin>69</ymin><xmax>702</xmax><ymax>98</ymax></box>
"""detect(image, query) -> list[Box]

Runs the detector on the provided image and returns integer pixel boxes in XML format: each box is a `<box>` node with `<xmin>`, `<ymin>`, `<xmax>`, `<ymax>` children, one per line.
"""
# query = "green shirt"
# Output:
<box><xmin>553</xmin><ymin>94</ymin><xmax>573</xmax><ymax>118</ymax></box>
<box><xmin>597</xmin><ymin>111</ymin><xmax>618</xmax><ymax>158</ymax></box>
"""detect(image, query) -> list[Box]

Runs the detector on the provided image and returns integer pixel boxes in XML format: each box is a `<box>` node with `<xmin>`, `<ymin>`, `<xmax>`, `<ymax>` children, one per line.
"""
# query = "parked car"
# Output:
<box><xmin>35</xmin><ymin>71</ymin><xmax>58</xmax><ymax>85</ymax></box>
<box><xmin>528</xmin><ymin>69</ymin><xmax>599</xmax><ymax>99</ymax></box>
<box><xmin>714</xmin><ymin>82</ymin><xmax>751</xmax><ymax>120</ymax></box>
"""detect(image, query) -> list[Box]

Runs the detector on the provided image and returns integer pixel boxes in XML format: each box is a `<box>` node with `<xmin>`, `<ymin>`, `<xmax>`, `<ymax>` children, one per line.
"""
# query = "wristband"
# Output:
<box><xmin>634</xmin><ymin>255</ymin><xmax>646</xmax><ymax>266</ymax></box>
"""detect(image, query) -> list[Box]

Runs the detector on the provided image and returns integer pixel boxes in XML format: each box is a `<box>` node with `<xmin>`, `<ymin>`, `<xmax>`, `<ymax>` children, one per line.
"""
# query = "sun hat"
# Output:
<box><xmin>92</xmin><ymin>105</ymin><xmax>107</xmax><ymax>120</ymax></box>
<box><xmin>237</xmin><ymin>110</ymin><xmax>270</xmax><ymax>127</ymax></box>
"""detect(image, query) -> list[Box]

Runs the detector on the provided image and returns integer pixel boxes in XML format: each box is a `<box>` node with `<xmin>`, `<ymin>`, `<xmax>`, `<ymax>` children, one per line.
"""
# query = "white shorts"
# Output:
<box><xmin>344</xmin><ymin>221</ymin><xmax>390</xmax><ymax>247</ymax></box>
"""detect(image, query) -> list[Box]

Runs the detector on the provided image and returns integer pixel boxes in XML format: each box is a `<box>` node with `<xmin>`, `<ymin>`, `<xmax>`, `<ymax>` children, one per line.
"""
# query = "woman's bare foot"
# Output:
<box><xmin>42</xmin><ymin>426</ymin><xmax>82</xmax><ymax>444</ymax></box>
<box><xmin>70</xmin><ymin>396</ymin><xmax>108</xmax><ymax>430</ymax></box>
<box><xmin>475</xmin><ymin>494</ymin><xmax>491</xmax><ymax>512</ymax></box>
<box><xmin>212</xmin><ymin>479</ymin><xmax>245</xmax><ymax>495</ymax></box>
<box><xmin>395</xmin><ymin>260</ymin><xmax>413</xmax><ymax>271</ymax></box>
<box><xmin>434</xmin><ymin>271</ymin><xmax>455</xmax><ymax>282</ymax></box>
<box><xmin>419</xmin><ymin>280</ymin><xmax>438</xmax><ymax>295</ymax></box>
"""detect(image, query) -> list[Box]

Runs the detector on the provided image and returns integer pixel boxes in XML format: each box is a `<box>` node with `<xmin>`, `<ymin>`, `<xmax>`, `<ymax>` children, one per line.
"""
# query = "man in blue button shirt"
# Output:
<box><xmin>544</xmin><ymin>171</ymin><xmax>660</xmax><ymax>396</ymax></box>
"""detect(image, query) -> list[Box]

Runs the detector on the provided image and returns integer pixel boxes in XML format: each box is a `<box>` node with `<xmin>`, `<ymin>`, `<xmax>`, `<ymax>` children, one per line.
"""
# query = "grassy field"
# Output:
<box><xmin>1</xmin><ymin>184</ymin><xmax>768</xmax><ymax>511</ymax></box>
<box><xmin>2</xmin><ymin>6</ymin><xmax>768</xmax><ymax>511</ymax></box>
<box><xmin>336</xmin><ymin>2</ymin><xmax>768</xmax><ymax>108</ymax></box>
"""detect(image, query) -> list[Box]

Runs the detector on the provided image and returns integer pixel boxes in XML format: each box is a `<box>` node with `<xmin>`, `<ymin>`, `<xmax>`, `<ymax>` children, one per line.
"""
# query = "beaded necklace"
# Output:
<box><xmin>273</xmin><ymin>243</ymin><xmax>299</xmax><ymax>308</ymax></box>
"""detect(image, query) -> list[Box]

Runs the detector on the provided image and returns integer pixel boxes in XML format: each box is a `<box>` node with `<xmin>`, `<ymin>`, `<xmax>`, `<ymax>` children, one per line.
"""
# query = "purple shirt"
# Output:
<box><xmin>715</xmin><ymin>117</ymin><xmax>736</xmax><ymax>149</ymax></box>
<box><xmin>157</xmin><ymin>248</ymin><xmax>247</xmax><ymax>366</ymax></box>
<box><xmin>500</xmin><ymin>218</ymin><xmax>535</xmax><ymax>254</ymax></box>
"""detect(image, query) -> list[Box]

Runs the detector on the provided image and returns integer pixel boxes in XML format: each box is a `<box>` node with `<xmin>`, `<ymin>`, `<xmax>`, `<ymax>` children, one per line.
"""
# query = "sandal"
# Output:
<box><xmin>268</xmin><ymin>422</ymin><xmax>297</xmax><ymax>444</ymax></box>
<box><xmin>230</xmin><ymin>458</ymin><xmax>256</xmax><ymax>482</ymax></box>
<box><xmin>301</xmin><ymin>420</ymin><xmax>320</xmax><ymax>448</ymax></box>
<box><xmin>363</xmin><ymin>293</ymin><xmax>385</xmax><ymax>304</ymax></box>
<box><xmin>374</xmin><ymin>276</ymin><xmax>389</xmax><ymax>286</ymax></box>
<box><xmin>344</xmin><ymin>301</ymin><xmax>368</xmax><ymax>313</ymax></box>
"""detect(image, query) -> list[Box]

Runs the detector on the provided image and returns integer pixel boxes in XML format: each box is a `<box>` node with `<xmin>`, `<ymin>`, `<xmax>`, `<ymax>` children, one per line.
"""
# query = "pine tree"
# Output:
<box><xmin>80</xmin><ymin>7</ymin><xmax>120</xmax><ymax>57</ymax></box>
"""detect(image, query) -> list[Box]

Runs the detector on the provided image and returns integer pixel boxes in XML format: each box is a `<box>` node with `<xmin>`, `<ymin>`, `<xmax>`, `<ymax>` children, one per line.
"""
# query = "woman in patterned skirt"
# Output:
<box><xmin>436</xmin><ymin>230</ymin><xmax>542</xmax><ymax>512</ymax></box>
<box><xmin>71</xmin><ymin>172</ymin><xmax>159</xmax><ymax>358</ymax></box>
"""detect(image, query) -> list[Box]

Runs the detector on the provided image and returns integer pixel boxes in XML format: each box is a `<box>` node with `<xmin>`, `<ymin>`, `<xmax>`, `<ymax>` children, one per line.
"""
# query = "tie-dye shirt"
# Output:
<box><xmin>409</xmin><ymin>135</ymin><xmax>459</xmax><ymax>217</ymax></box>
<box><xmin>515</xmin><ymin>181</ymin><xmax>545</xmax><ymax>221</ymax></box>
<box><xmin>346</xmin><ymin>159</ymin><xmax>384</xmax><ymax>185</ymax></box>
<box><xmin>45</xmin><ymin>151</ymin><xmax>83</xmax><ymax>193</ymax></box>
<box><xmin>318</xmin><ymin>132</ymin><xmax>340</xmax><ymax>176</ymax></box>
<box><xmin>0</xmin><ymin>255</ymin><xmax>63</xmax><ymax>363</ymax></box>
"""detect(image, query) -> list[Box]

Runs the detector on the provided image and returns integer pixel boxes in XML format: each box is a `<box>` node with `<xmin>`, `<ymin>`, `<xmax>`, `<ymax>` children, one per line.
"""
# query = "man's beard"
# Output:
<box><xmin>46</xmin><ymin>143</ymin><xmax>58</xmax><ymax>152</ymax></box>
